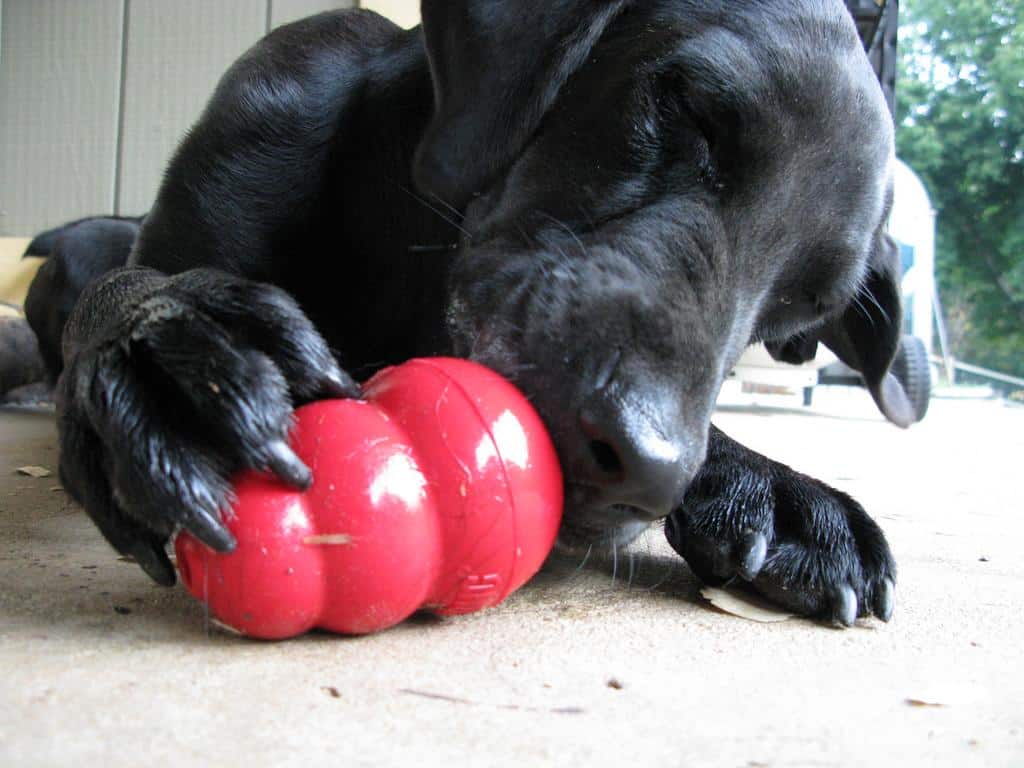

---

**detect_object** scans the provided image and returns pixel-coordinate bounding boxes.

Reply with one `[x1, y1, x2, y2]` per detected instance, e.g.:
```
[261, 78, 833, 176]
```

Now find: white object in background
[889, 158, 936, 354]
[359, 0, 420, 28]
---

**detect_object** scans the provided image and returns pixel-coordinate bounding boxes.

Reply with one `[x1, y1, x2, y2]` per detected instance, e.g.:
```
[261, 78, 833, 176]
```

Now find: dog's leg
[664, 425, 896, 626]
[53, 10, 424, 584]
[56, 267, 359, 584]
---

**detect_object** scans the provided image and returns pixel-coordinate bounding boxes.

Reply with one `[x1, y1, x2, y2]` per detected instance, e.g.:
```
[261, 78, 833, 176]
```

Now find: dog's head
[414, 0, 907, 544]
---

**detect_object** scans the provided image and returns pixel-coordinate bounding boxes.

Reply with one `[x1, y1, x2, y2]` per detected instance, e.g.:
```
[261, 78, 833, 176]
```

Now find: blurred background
[894, 0, 1023, 391]
[0, 0, 1020, 398]
[0, 0, 420, 234]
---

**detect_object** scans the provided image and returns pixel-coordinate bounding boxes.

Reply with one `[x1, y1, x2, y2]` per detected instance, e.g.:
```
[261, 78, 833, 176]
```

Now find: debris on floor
[16, 464, 51, 477]
[700, 586, 794, 623]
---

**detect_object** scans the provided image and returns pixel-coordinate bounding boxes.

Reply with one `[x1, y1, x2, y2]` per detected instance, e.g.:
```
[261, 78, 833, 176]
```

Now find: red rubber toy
[174, 357, 563, 639]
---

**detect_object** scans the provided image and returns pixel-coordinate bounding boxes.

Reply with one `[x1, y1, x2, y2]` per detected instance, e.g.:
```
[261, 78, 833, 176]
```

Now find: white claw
[832, 584, 858, 627]
[737, 531, 767, 580]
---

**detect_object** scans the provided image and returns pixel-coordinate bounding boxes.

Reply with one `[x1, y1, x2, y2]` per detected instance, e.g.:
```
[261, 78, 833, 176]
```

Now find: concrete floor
[1, 388, 1022, 767]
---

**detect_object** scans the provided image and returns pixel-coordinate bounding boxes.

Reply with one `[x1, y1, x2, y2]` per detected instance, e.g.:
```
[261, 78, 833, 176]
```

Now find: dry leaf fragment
[905, 698, 945, 708]
[16, 465, 52, 478]
[700, 587, 794, 623]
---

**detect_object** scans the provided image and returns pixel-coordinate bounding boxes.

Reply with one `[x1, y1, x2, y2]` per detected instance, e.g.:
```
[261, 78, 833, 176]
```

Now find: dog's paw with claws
[664, 427, 896, 627]
[56, 268, 360, 586]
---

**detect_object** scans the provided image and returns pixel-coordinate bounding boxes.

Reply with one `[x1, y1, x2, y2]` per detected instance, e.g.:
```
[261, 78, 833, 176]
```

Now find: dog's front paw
[664, 429, 896, 626]
[57, 269, 359, 585]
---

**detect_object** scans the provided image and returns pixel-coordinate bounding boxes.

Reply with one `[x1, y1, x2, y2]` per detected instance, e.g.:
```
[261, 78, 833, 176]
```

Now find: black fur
[665, 425, 896, 624]
[23, 216, 142, 381]
[22, 215, 141, 258]
[54, 2, 903, 624]
[0, 316, 46, 399]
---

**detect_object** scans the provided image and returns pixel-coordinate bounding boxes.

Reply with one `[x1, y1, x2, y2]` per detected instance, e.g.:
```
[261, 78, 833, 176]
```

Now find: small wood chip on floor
[905, 698, 945, 708]
[16, 465, 52, 478]
[700, 586, 794, 623]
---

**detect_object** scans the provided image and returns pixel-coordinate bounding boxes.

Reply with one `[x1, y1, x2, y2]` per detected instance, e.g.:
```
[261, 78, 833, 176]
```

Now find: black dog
[55, 1, 908, 626]
[23, 216, 142, 382]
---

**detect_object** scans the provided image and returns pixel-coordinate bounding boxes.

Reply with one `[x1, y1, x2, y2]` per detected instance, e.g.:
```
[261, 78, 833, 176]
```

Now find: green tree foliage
[896, 0, 1024, 378]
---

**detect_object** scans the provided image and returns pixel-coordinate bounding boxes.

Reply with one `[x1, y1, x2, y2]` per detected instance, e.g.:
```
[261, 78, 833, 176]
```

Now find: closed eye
[646, 71, 723, 192]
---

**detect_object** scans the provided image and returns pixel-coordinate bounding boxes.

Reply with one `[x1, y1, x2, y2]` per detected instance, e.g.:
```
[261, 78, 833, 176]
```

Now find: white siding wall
[360, 0, 419, 28]
[0, 0, 362, 235]
[0, 0, 124, 234]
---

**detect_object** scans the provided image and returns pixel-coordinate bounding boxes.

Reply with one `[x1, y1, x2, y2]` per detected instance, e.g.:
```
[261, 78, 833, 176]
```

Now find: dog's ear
[414, 0, 627, 208]
[819, 233, 914, 427]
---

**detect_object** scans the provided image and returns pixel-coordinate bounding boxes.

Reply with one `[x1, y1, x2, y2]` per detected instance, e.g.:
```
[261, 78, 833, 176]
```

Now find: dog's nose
[577, 388, 692, 521]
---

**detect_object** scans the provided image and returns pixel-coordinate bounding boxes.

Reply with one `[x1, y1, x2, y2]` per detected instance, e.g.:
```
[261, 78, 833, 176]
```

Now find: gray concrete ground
[1, 387, 1022, 767]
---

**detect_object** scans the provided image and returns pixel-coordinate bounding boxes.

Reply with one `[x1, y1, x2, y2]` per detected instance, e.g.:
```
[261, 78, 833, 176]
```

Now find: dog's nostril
[588, 439, 624, 478]
[577, 396, 692, 522]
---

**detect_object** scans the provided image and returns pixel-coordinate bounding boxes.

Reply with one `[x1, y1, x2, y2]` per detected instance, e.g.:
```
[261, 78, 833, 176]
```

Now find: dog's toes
[668, 450, 896, 628]
[264, 439, 312, 489]
[127, 539, 177, 587]
[872, 578, 895, 622]
[662, 513, 737, 586]
[318, 368, 362, 400]
[185, 505, 237, 553]
[736, 530, 768, 580]
[829, 584, 858, 628]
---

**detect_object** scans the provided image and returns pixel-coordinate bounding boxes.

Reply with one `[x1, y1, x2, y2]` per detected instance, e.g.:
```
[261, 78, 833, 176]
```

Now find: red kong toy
[174, 357, 563, 639]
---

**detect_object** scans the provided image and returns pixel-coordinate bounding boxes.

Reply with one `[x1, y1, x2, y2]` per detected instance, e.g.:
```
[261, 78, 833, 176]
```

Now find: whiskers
[607, 529, 639, 590]
[573, 543, 594, 574]
[391, 179, 473, 240]
[407, 243, 458, 253]
[556, 523, 680, 594]
[423, 188, 466, 223]
[849, 271, 892, 329]
[859, 284, 891, 325]
[536, 210, 588, 258]
[607, 534, 638, 590]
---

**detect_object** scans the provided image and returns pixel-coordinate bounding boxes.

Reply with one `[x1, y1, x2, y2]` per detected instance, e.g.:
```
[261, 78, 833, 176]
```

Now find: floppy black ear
[819, 233, 914, 427]
[414, 0, 628, 208]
